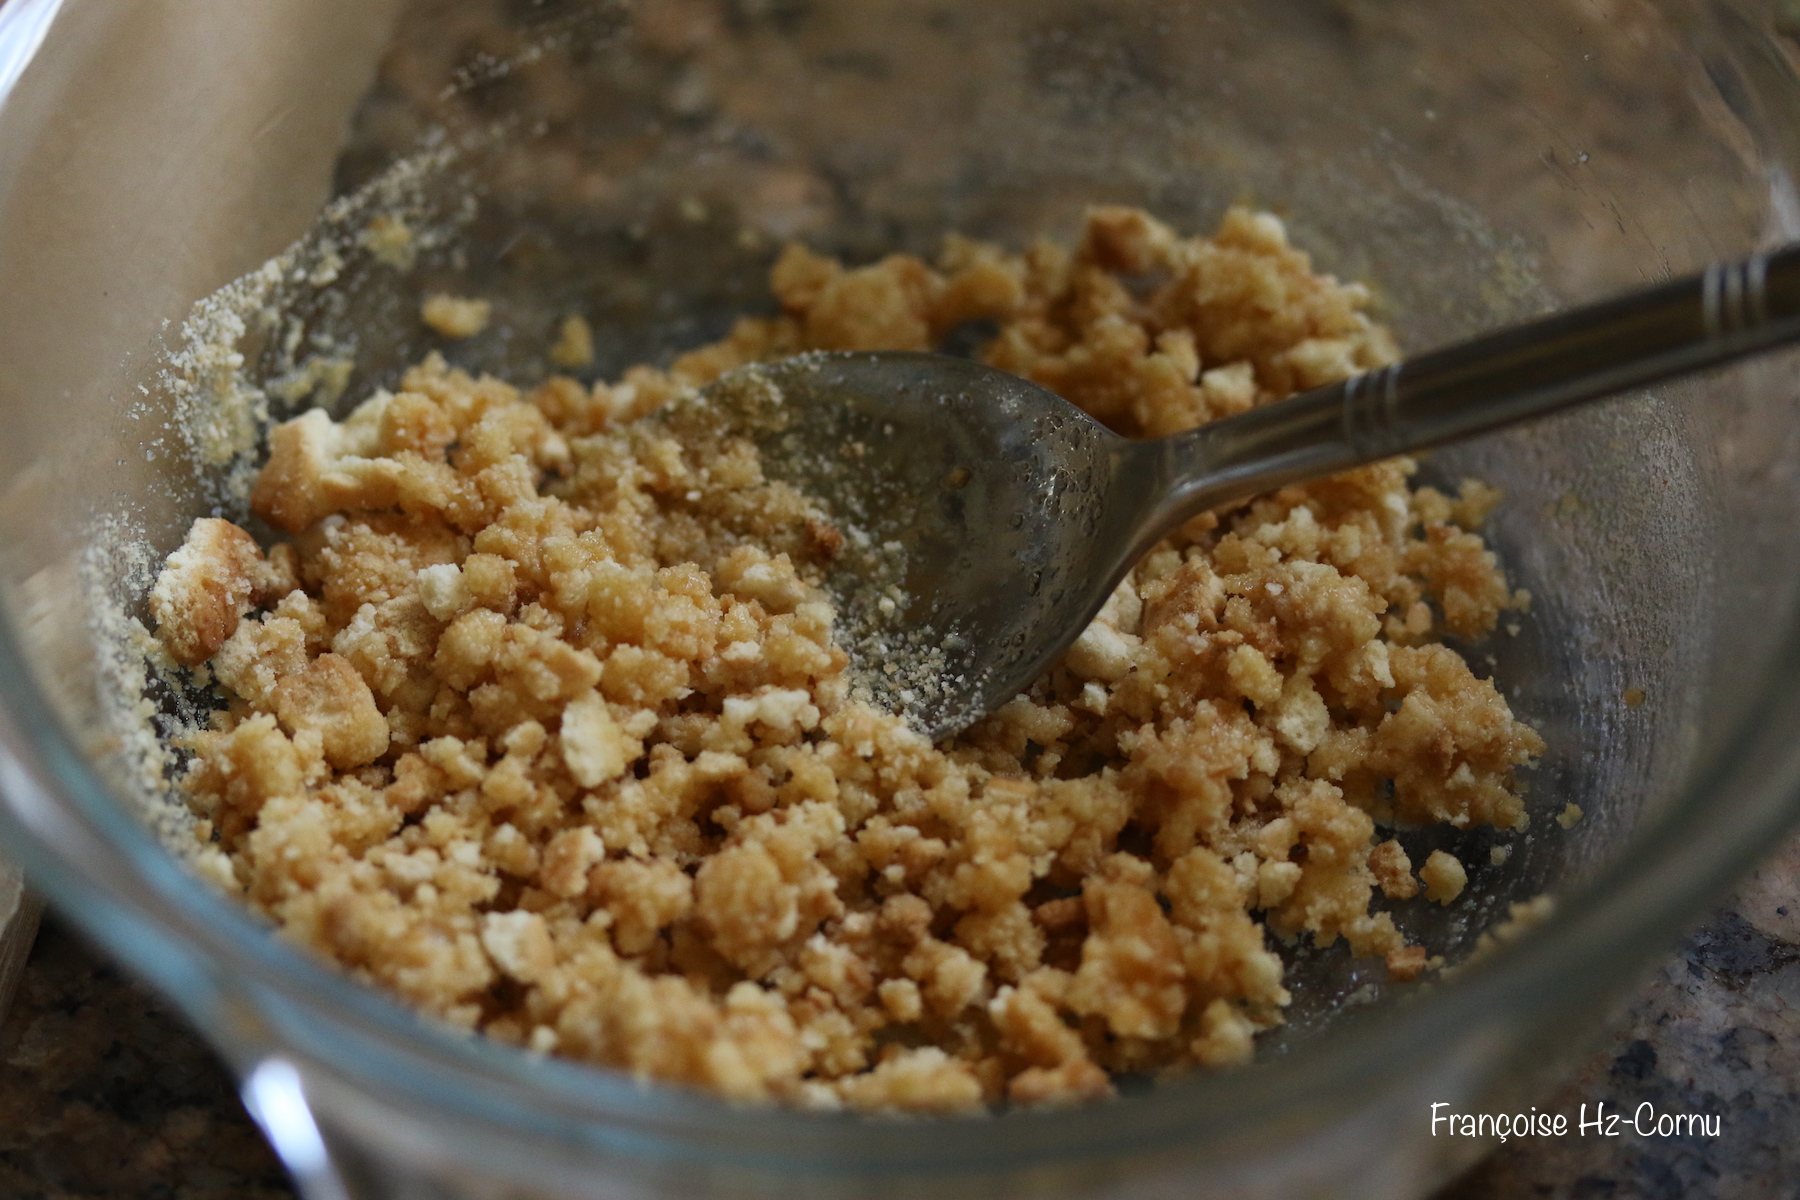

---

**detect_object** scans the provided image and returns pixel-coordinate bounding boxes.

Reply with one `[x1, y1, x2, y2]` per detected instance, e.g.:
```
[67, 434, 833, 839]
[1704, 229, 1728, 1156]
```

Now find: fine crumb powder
[148, 206, 1543, 1113]
[1452, 894, 1558, 976]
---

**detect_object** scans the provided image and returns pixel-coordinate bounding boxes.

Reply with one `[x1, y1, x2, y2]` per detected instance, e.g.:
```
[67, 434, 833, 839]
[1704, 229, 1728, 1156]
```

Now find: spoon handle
[1169, 245, 1800, 512]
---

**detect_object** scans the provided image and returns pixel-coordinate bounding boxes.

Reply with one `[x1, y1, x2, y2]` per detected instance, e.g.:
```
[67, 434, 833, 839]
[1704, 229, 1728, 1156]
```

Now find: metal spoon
[700, 247, 1800, 741]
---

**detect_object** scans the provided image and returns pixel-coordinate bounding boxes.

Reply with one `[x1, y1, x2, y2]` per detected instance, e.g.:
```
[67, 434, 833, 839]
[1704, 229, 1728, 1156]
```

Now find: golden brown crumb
[149, 518, 289, 666]
[154, 206, 1544, 1113]
[1557, 803, 1584, 829]
[1622, 687, 1645, 708]
[360, 214, 416, 269]
[421, 293, 492, 339]
[1419, 850, 1468, 905]
[550, 314, 596, 369]
[1368, 839, 1419, 901]
[271, 653, 390, 770]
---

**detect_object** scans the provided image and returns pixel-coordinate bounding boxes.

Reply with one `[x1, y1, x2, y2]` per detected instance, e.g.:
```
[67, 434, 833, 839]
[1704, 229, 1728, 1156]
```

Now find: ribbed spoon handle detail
[1172, 245, 1800, 513]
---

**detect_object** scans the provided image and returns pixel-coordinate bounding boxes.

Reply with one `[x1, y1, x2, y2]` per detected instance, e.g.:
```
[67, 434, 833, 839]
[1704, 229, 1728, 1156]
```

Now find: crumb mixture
[151, 206, 1542, 1113]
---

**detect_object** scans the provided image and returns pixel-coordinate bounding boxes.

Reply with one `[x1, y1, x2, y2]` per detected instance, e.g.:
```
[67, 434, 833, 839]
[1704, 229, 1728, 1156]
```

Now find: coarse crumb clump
[152, 206, 1542, 1113]
[1419, 850, 1468, 905]
[149, 518, 297, 666]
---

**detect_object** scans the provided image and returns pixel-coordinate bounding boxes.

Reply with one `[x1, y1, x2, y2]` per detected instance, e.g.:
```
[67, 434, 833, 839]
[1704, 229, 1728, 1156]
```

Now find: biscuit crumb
[361, 213, 416, 268]
[550, 314, 595, 368]
[272, 653, 389, 768]
[421, 293, 492, 338]
[1369, 839, 1419, 901]
[1556, 803, 1584, 829]
[149, 518, 284, 666]
[1420, 850, 1468, 905]
[560, 691, 638, 787]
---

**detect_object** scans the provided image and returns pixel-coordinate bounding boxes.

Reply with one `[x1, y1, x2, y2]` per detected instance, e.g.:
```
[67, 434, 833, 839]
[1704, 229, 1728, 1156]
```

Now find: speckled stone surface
[0, 923, 291, 1200]
[1436, 834, 1800, 1200]
[5, 835, 1800, 1198]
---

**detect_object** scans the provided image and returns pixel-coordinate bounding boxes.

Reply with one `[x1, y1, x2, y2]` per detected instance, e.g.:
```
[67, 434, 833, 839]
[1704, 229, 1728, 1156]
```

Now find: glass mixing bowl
[2, 1, 1800, 1196]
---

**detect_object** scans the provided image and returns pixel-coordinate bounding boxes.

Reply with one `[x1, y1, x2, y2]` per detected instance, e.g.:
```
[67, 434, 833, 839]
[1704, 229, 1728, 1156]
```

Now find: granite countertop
[2, 833, 1798, 1198]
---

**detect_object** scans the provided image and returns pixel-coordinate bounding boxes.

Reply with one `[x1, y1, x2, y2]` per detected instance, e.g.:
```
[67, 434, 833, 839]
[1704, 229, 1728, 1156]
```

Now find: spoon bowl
[702, 352, 1159, 740]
